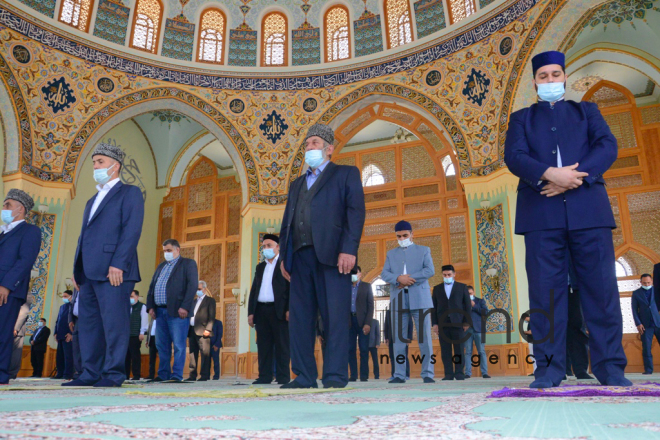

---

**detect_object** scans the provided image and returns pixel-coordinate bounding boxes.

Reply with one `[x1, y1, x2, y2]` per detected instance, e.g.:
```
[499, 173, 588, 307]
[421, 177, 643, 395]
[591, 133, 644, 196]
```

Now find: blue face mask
[93, 163, 116, 185]
[38, 322, 44, 328]
[1, 209, 15, 225]
[642, 285, 652, 291]
[262, 248, 276, 260]
[444, 277, 454, 284]
[197, 290, 205, 297]
[130, 298, 136, 305]
[305, 149, 325, 169]
[537, 82, 565, 103]
[63, 298, 70, 304]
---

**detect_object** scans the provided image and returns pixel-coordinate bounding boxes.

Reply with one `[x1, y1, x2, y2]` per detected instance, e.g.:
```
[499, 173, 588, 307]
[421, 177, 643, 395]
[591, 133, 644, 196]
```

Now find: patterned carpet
[1, 375, 660, 439]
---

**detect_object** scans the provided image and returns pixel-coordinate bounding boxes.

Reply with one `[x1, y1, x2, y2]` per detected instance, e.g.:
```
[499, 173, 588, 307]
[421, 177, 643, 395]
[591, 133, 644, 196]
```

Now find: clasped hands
[540, 163, 589, 197]
[396, 274, 416, 288]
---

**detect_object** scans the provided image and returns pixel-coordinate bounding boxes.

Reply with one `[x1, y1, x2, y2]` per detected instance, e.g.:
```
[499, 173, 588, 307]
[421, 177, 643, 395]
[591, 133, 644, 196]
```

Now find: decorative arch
[261, 11, 288, 67]
[130, 0, 164, 54]
[0, 53, 23, 175]
[197, 7, 227, 64]
[582, 79, 636, 108]
[68, 91, 254, 204]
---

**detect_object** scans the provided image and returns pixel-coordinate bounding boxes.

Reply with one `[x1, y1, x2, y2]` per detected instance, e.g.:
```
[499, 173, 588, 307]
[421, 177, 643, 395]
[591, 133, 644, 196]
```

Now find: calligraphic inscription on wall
[229, 99, 245, 114]
[303, 97, 318, 112]
[40, 77, 77, 114]
[12, 45, 31, 64]
[499, 37, 513, 56]
[105, 138, 147, 201]
[259, 110, 289, 144]
[462, 68, 491, 106]
[425, 70, 442, 87]
[97, 77, 115, 93]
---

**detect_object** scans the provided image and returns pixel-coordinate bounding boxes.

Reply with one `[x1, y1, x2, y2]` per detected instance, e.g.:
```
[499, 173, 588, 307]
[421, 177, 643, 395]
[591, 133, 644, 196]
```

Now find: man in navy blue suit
[505, 51, 630, 388]
[631, 274, 660, 375]
[53, 290, 74, 380]
[65, 143, 144, 387]
[279, 124, 365, 389]
[210, 319, 223, 380]
[0, 189, 42, 385]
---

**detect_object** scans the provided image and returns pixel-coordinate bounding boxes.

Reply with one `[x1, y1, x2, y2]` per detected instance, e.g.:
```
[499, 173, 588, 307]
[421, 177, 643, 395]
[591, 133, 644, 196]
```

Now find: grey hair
[199, 280, 207, 289]
[323, 141, 333, 159]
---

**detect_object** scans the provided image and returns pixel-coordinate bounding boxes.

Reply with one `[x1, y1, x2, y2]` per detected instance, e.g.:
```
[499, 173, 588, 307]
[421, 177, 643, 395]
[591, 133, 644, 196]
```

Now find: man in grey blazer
[381, 221, 436, 384]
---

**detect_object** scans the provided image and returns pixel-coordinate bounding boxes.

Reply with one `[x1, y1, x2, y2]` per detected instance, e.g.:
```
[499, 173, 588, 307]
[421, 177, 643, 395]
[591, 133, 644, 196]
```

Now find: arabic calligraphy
[425, 70, 442, 87]
[462, 68, 491, 106]
[302, 97, 317, 112]
[229, 99, 245, 114]
[259, 110, 289, 144]
[120, 156, 147, 202]
[40, 77, 77, 114]
[97, 77, 115, 93]
[499, 37, 513, 56]
[12, 45, 31, 64]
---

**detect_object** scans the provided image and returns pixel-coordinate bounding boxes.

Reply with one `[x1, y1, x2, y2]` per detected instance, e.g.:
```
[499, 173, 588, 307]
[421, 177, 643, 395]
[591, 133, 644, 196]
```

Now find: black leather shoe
[388, 377, 405, 384]
[423, 377, 435, 383]
[197, 378, 208, 382]
[94, 378, 122, 388]
[348, 378, 357, 382]
[252, 379, 272, 384]
[146, 377, 164, 383]
[442, 377, 454, 381]
[455, 376, 465, 381]
[213, 377, 219, 380]
[50, 376, 63, 380]
[323, 380, 345, 388]
[61, 379, 94, 387]
[280, 380, 317, 389]
[164, 378, 183, 383]
[360, 378, 368, 382]
[482, 374, 491, 379]
[465, 376, 471, 379]
[575, 373, 594, 380]
[184, 377, 196, 382]
[642, 372, 652, 375]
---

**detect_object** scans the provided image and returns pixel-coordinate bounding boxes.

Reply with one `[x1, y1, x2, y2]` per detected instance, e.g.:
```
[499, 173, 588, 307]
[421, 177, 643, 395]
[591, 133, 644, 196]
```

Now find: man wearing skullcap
[0, 189, 42, 385]
[505, 51, 630, 388]
[247, 233, 290, 385]
[279, 124, 365, 388]
[381, 221, 436, 383]
[64, 143, 144, 387]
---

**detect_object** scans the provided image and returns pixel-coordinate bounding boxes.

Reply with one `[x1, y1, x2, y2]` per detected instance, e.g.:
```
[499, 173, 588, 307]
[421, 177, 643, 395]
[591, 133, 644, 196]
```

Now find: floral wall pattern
[25, 212, 56, 336]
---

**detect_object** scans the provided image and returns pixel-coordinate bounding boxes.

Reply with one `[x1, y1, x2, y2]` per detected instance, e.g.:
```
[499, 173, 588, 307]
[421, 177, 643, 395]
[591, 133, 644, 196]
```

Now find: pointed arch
[261, 12, 288, 67]
[582, 80, 636, 109]
[197, 7, 227, 64]
[324, 5, 351, 62]
[130, 0, 164, 54]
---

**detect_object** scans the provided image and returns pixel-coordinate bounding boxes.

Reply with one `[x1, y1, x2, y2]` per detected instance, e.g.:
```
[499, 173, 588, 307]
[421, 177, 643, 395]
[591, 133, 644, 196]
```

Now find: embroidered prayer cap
[92, 142, 125, 165]
[262, 234, 280, 244]
[395, 220, 412, 232]
[304, 124, 335, 146]
[4, 188, 34, 213]
[531, 51, 565, 75]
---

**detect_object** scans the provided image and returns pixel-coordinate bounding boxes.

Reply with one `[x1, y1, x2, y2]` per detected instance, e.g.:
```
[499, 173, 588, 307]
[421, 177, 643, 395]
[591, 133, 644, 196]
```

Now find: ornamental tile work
[414, 0, 447, 39]
[609, 195, 624, 249]
[603, 112, 637, 149]
[475, 204, 513, 333]
[402, 146, 436, 180]
[18, 0, 55, 18]
[357, 241, 379, 277]
[93, 0, 131, 46]
[640, 106, 660, 125]
[627, 190, 660, 258]
[25, 212, 56, 336]
[354, 13, 384, 57]
[292, 27, 321, 66]
[228, 29, 258, 67]
[162, 18, 195, 61]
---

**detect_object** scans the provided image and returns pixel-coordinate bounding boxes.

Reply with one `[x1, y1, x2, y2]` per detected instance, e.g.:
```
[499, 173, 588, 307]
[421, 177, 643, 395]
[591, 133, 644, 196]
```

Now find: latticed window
[385, 0, 413, 49]
[616, 257, 632, 278]
[198, 8, 226, 63]
[362, 164, 385, 187]
[325, 5, 350, 62]
[448, 0, 476, 24]
[58, 0, 93, 32]
[262, 12, 287, 66]
[131, 0, 163, 53]
[442, 155, 456, 176]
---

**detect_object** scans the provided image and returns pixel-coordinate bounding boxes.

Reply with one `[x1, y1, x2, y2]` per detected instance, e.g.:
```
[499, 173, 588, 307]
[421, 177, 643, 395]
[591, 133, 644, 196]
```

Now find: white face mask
[398, 238, 412, 248]
[470, 295, 475, 300]
[93, 163, 116, 185]
[641, 285, 652, 291]
[536, 82, 565, 103]
[351, 274, 359, 283]
[38, 322, 44, 328]
[196, 290, 204, 297]
[443, 277, 454, 284]
[164, 251, 175, 262]
[305, 148, 326, 169]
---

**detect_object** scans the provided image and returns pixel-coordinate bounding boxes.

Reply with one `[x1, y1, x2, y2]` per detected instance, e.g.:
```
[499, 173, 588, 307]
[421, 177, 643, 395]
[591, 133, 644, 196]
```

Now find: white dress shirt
[150, 319, 157, 336]
[444, 281, 454, 299]
[258, 254, 279, 303]
[89, 178, 120, 222]
[1, 219, 25, 234]
[190, 295, 205, 326]
[73, 292, 79, 317]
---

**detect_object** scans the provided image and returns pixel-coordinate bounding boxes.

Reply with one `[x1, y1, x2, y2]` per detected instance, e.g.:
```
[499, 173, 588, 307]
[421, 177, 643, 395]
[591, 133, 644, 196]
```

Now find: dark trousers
[525, 227, 627, 385]
[387, 340, 409, 377]
[440, 326, 465, 379]
[212, 347, 220, 379]
[641, 325, 660, 373]
[55, 339, 74, 379]
[148, 336, 158, 379]
[188, 328, 212, 380]
[0, 297, 23, 383]
[348, 314, 370, 380]
[369, 347, 379, 379]
[31, 350, 46, 377]
[72, 319, 81, 379]
[10, 334, 24, 379]
[125, 336, 142, 379]
[255, 302, 290, 383]
[289, 246, 352, 387]
[78, 279, 135, 385]
[566, 287, 589, 376]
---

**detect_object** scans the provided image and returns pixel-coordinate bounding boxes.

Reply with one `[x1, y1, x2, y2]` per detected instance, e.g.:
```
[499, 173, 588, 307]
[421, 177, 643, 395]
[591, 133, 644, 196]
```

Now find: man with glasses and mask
[505, 51, 630, 388]
[66, 143, 144, 388]
[279, 124, 365, 389]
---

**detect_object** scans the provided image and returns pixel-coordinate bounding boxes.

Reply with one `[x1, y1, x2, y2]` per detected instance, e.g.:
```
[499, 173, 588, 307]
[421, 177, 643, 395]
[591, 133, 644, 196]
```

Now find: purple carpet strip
[488, 382, 660, 398]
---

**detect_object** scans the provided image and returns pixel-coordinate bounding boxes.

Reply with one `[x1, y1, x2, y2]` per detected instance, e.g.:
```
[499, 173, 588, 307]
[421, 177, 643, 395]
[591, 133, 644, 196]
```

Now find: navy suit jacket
[211, 319, 223, 349]
[29, 325, 50, 352]
[54, 302, 72, 340]
[73, 181, 144, 283]
[0, 221, 41, 301]
[146, 257, 198, 318]
[470, 296, 488, 333]
[280, 161, 366, 272]
[504, 100, 617, 234]
[631, 287, 660, 328]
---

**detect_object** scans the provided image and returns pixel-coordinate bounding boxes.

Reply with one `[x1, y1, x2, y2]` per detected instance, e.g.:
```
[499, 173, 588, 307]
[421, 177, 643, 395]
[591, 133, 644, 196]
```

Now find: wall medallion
[97, 77, 115, 93]
[302, 97, 317, 112]
[425, 70, 442, 87]
[462, 68, 491, 106]
[499, 37, 513, 56]
[229, 99, 245, 114]
[40, 77, 77, 114]
[12, 45, 31, 64]
[259, 110, 289, 144]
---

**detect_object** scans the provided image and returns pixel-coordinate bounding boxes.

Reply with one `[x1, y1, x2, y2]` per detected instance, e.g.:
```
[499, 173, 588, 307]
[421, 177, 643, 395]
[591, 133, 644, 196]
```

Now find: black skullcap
[395, 220, 412, 232]
[262, 234, 279, 244]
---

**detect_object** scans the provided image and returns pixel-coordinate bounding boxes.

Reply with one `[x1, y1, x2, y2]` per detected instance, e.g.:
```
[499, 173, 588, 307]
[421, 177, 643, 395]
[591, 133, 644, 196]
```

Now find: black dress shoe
[455, 376, 465, 381]
[93, 378, 122, 388]
[197, 377, 208, 382]
[323, 380, 345, 388]
[252, 379, 272, 384]
[482, 374, 491, 379]
[442, 377, 454, 381]
[164, 378, 183, 383]
[360, 378, 368, 382]
[465, 376, 471, 379]
[528, 373, 535, 376]
[388, 377, 405, 384]
[423, 377, 435, 383]
[213, 377, 219, 380]
[146, 377, 164, 383]
[184, 377, 197, 382]
[51, 376, 63, 380]
[280, 380, 316, 389]
[575, 373, 595, 380]
[348, 378, 357, 382]
[642, 372, 652, 375]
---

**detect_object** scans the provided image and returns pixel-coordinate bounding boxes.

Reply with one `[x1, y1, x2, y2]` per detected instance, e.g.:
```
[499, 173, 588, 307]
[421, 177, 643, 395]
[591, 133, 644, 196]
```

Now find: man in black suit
[348, 266, 373, 382]
[654, 263, 660, 297]
[30, 318, 50, 377]
[632, 274, 660, 374]
[248, 234, 290, 385]
[279, 124, 365, 389]
[210, 319, 223, 380]
[384, 308, 411, 380]
[67, 288, 81, 379]
[125, 290, 148, 380]
[565, 259, 593, 380]
[146, 239, 198, 383]
[432, 264, 471, 380]
[186, 281, 216, 382]
[53, 290, 74, 380]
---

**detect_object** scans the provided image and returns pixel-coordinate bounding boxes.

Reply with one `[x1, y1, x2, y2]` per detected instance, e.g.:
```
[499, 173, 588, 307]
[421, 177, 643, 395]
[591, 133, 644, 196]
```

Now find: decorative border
[25, 212, 56, 335]
[0, 0, 537, 91]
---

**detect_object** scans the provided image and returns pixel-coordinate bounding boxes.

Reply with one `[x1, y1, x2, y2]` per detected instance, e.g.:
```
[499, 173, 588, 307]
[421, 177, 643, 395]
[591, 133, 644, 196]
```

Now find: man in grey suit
[9, 293, 32, 379]
[381, 221, 436, 384]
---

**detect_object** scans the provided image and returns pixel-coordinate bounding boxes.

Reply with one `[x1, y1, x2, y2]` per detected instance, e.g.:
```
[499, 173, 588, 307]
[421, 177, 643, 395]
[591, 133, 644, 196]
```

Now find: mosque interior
[1, 0, 660, 437]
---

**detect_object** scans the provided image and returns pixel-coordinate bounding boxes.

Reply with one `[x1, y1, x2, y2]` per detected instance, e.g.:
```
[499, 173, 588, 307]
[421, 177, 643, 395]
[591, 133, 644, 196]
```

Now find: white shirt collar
[96, 177, 121, 193]
[1, 219, 25, 234]
[265, 253, 280, 266]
